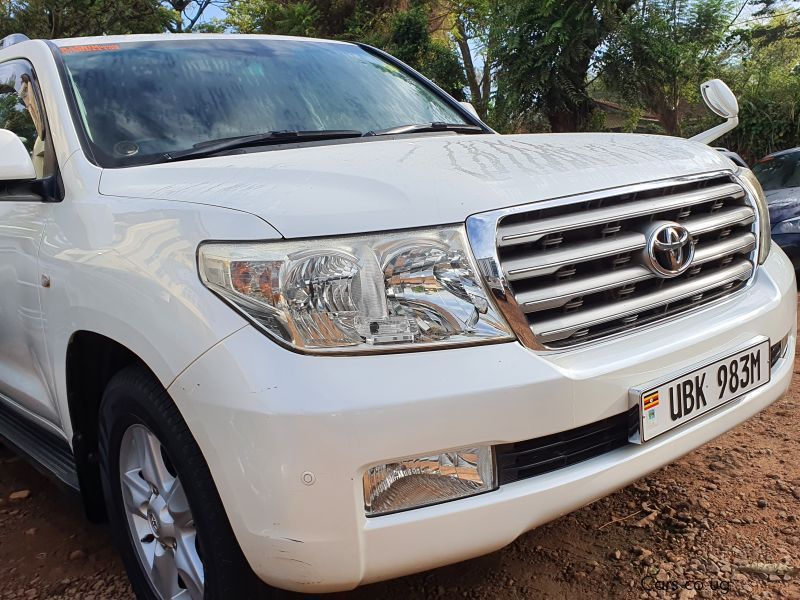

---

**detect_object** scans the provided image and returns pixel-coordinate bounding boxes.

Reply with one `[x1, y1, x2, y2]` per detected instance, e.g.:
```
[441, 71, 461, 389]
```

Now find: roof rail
[1, 34, 31, 49]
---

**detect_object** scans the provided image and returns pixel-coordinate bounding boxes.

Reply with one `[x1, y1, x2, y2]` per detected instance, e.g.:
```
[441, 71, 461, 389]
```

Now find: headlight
[198, 226, 514, 353]
[363, 445, 495, 516]
[772, 216, 800, 236]
[737, 168, 771, 264]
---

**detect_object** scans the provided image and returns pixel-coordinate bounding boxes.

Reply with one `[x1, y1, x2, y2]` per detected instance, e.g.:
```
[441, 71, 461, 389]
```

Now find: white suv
[0, 33, 795, 599]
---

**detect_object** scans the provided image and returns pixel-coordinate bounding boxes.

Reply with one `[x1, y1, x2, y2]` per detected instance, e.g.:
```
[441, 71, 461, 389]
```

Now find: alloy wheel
[119, 424, 204, 600]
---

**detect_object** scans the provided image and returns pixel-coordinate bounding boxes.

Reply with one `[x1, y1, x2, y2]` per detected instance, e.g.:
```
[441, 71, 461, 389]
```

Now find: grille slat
[505, 232, 646, 280]
[497, 183, 744, 247]
[517, 265, 652, 311]
[683, 206, 755, 235]
[492, 175, 758, 348]
[515, 231, 754, 312]
[693, 232, 755, 263]
[533, 259, 753, 344]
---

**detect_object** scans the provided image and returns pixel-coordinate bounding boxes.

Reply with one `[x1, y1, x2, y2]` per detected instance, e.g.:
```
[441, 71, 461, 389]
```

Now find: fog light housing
[770, 332, 790, 367]
[363, 446, 496, 516]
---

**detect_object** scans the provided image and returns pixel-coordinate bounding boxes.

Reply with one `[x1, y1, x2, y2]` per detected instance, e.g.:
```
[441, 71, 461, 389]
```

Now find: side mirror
[701, 79, 739, 119]
[0, 129, 36, 181]
[459, 101, 479, 118]
[690, 80, 740, 145]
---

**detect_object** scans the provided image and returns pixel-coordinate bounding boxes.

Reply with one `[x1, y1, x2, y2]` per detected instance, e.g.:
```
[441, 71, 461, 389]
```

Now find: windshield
[752, 150, 800, 192]
[59, 38, 472, 167]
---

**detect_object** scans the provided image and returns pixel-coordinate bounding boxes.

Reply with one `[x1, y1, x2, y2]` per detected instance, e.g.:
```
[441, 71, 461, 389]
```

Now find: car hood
[99, 133, 735, 238]
[765, 187, 800, 226]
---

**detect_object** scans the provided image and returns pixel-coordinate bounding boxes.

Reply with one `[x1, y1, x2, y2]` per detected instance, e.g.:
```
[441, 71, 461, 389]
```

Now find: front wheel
[98, 365, 271, 599]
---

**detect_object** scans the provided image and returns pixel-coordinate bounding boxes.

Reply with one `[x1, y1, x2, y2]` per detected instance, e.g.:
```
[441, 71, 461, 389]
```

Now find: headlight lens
[363, 445, 495, 516]
[772, 216, 800, 236]
[198, 226, 513, 353]
[737, 168, 771, 264]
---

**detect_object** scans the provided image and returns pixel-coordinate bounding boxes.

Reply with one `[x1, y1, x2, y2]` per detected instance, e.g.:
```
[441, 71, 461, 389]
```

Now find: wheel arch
[65, 331, 158, 522]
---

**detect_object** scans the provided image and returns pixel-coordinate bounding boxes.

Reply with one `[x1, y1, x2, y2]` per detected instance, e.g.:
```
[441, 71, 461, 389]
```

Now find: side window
[0, 61, 51, 179]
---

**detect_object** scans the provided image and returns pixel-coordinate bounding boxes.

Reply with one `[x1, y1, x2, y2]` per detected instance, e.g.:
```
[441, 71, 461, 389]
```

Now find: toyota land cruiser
[0, 32, 795, 599]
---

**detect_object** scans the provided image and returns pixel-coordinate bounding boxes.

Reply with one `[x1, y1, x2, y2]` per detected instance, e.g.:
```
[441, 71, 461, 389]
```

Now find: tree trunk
[479, 29, 496, 119]
[650, 91, 682, 136]
[547, 104, 593, 132]
[658, 108, 682, 137]
[479, 60, 491, 118]
[455, 18, 482, 113]
[545, 53, 594, 132]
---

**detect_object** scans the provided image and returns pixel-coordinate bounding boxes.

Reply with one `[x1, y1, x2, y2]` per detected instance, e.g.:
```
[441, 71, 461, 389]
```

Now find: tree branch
[185, 0, 213, 31]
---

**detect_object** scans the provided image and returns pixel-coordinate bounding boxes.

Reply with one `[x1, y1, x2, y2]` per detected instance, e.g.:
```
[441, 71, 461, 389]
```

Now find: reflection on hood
[766, 187, 800, 227]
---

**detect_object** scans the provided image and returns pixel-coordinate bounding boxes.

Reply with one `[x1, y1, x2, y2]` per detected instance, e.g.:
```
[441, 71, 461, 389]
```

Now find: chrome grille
[467, 173, 758, 349]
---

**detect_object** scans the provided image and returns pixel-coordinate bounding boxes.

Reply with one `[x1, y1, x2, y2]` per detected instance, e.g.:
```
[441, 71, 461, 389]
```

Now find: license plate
[634, 339, 771, 442]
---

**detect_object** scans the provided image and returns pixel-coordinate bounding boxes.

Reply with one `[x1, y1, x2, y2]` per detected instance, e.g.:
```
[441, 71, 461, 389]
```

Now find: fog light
[770, 333, 790, 367]
[363, 446, 496, 516]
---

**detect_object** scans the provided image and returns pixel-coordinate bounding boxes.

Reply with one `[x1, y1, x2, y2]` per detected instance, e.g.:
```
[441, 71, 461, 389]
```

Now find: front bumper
[169, 247, 796, 593]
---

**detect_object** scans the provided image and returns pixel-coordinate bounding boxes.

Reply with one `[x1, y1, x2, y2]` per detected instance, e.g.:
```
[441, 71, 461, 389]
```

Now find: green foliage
[225, 0, 321, 36]
[0, 91, 36, 150]
[718, 9, 800, 162]
[622, 107, 642, 133]
[386, 7, 429, 65]
[586, 108, 607, 132]
[1, 0, 173, 39]
[224, 0, 467, 98]
[492, 0, 635, 133]
[380, 7, 465, 98]
[3, 0, 800, 163]
[737, 0, 800, 46]
[601, 0, 734, 136]
[162, 1, 221, 32]
[0, 1, 221, 38]
[192, 17, 227, 33]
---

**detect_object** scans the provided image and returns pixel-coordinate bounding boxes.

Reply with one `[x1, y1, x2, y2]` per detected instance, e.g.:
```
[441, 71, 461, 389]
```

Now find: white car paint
[0, 194, 54, 421]
[170, 251, 796, 590]
[100, 132, 735, 238]
[0, 33, 796, 593]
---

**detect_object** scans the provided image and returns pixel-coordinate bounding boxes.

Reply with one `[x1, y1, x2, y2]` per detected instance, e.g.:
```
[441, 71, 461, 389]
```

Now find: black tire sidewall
[100, 397, 166, 600]
[97, 366, 267, 600]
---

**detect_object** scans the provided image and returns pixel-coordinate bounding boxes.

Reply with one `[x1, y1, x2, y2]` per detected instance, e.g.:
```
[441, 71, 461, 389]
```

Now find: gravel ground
[2, 326, 799, 599]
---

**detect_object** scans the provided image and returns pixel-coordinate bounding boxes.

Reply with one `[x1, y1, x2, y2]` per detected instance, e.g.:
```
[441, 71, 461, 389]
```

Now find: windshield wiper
[160, 129, 364, 162]
[364, 122, 485, 136]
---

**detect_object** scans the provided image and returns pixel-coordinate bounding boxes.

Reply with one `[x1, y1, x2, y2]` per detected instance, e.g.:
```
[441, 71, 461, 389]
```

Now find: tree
[381, 6, 466, 99]
[224, 0, 321, 36]
[0, 1, 225, 38]
[720, 7, 800, 160]
[450, 0, 493, 118]
[224, 0, 467, 99]
[740, 0, 800, 44]
[1, 0, 172, 38]
[601, 0, 733, 137]
[492, 0, 636, 133]
[162, 1, 227, 32]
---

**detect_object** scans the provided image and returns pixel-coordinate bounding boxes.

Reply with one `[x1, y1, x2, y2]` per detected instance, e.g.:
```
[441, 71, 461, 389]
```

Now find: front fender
[40, 191, 281, 438]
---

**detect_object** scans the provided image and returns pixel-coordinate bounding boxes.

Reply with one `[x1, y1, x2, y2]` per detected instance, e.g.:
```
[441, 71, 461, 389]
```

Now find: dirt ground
[2, 333, 800, 600]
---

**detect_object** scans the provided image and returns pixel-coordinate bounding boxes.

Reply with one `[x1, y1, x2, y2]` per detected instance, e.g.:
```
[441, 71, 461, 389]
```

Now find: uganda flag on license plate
[643, 391, 660, 410]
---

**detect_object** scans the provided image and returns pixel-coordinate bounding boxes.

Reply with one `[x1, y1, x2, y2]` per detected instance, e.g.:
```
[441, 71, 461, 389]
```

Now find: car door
[0, 58, 59, 424]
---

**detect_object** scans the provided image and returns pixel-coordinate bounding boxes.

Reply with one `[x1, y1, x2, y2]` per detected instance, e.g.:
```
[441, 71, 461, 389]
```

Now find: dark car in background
[753, 147, 800, 268]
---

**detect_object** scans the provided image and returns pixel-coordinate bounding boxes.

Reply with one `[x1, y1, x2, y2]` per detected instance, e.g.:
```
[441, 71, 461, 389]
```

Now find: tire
[98, 365, 273, 599]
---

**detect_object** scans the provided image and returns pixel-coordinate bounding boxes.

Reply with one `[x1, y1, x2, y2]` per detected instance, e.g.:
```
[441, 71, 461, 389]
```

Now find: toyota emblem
[645, 222, 695, 277]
